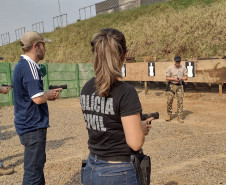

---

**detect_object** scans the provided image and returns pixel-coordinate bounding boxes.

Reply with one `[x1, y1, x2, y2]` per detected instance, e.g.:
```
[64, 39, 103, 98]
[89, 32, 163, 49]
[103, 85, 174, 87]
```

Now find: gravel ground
[0, 87, 226, 185]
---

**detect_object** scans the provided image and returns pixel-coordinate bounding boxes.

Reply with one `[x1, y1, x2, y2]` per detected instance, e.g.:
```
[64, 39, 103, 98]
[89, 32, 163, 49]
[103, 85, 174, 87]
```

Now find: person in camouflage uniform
[165, 56, 188, 123]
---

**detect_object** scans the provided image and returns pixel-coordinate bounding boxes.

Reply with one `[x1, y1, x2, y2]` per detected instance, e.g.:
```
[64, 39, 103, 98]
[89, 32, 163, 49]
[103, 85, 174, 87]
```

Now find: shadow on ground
[64, 171, 81, 185]
[171, 110, 193, 120]
[1, 125, 14, 131]
[1, 130, 17, 140]
[2, 137, 75, 169]
[3, 153, 24, 168]
[165, 181, 178, 185]
[46, 137, 75, 151]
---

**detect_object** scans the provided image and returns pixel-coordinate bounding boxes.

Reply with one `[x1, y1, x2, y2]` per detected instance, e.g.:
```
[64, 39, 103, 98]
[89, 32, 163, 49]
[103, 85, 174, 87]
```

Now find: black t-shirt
[80, 77, 142, 157]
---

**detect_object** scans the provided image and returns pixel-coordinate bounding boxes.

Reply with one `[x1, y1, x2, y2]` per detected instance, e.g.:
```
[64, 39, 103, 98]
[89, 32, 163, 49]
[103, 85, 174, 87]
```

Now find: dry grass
[0, 0, 225, 63]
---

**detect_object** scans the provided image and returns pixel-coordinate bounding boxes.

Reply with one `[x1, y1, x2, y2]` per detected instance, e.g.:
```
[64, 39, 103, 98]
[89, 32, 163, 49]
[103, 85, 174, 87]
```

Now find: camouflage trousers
[166, 84, 184, 117]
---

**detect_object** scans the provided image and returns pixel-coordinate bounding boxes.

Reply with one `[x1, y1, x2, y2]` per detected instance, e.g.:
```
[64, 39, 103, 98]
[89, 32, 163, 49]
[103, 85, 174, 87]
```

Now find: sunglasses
[36, 42, 45, 47]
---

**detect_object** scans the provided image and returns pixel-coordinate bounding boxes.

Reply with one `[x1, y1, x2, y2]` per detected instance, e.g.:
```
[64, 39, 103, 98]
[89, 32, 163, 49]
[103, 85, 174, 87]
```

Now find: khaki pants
[167, 84, 184, 117]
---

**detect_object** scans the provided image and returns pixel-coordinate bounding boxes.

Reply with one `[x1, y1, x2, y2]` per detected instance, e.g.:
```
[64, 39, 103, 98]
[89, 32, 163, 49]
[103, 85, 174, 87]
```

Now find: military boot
[178, 117, 184, 123]
[166, 114, 172, 121]
[0, 164, 14, 176]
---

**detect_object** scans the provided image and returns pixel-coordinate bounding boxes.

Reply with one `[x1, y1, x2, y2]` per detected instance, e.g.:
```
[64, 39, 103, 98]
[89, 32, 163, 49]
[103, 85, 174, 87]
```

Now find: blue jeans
[19, 128, 47, 185]
[81, 153, 141, 185]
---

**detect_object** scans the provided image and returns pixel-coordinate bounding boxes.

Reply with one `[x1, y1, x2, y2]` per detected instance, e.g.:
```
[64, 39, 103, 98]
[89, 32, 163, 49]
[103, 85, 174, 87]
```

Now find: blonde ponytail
[91, 28, 127, 97]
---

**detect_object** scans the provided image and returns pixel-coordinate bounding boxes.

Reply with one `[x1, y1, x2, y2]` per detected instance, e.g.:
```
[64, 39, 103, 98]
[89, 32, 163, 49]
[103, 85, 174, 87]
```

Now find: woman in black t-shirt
[80, 28, 152, 185]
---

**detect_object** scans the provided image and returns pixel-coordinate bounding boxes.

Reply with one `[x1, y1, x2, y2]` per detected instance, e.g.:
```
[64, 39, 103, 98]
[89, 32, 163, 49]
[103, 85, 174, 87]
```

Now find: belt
[169, 83, 182, 86]
[90, 153, 133, 162]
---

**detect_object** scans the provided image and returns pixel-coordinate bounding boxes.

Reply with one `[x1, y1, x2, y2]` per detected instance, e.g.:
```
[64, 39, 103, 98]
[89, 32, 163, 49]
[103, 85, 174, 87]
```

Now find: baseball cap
[0, 57, 4, 60]
[174, 55, 181, 62]
[20, 31, 51, 48]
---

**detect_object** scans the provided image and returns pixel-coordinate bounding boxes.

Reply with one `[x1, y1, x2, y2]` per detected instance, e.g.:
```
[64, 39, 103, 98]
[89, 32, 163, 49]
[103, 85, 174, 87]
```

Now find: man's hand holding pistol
[0, 84, 12, 94]
[47, 84, 67, 100]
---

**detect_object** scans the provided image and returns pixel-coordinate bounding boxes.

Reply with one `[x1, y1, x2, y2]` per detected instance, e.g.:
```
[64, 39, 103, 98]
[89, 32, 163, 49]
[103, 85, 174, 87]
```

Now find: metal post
[65, 14, 68, 25]
[6, 63, 13, 105]
[79, 9, 81, 20]
[84, 8, 86, 20]
[57, 16, 60, 27]
[1, 35, 3, 45]
[57, 0, 63, 27]
[90, 6, 92, 17]
[7, 32, 10, 43]
[219, 83, 223, 96]
[53, 18, 55, 30]
[15, 30, 17, 40]
[144, 81, 148, 95]
[75, 64, 80, 97]
[43, 63, 49, 91]
[42, 21, 44, 33]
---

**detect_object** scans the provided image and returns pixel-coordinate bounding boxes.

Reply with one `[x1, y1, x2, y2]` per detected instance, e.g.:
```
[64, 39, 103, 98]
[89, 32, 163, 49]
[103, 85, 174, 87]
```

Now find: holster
[134, 150, 151, 185]
[81, 160, 87, 184]
[182, 81, 186, 92]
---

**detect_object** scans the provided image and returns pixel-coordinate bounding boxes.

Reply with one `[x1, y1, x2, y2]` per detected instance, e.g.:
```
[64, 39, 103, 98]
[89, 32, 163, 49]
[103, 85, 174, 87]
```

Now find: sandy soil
[0, 86, 226, 185]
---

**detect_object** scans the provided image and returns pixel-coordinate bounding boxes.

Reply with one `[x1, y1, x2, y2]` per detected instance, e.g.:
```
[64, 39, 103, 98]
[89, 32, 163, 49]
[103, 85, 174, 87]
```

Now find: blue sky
[0, 0, 103, 43]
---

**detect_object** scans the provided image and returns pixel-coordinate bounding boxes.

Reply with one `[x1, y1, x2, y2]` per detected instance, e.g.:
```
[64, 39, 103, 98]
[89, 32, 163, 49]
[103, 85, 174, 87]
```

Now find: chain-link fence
[53, 14, 68, 30]
[79, 5, 96, 20]
[1, 32, 10, 46]
[15, 27, 25, 41]
[32, 21, 45, 33]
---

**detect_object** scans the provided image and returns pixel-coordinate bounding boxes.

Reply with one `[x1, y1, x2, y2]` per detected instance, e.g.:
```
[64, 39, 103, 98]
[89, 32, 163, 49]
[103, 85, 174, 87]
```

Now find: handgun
[177, 77, 182, 85]
[141, 112, 159, 121]
[1, 84, 13, 88]
[49, 84, 67, 90]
